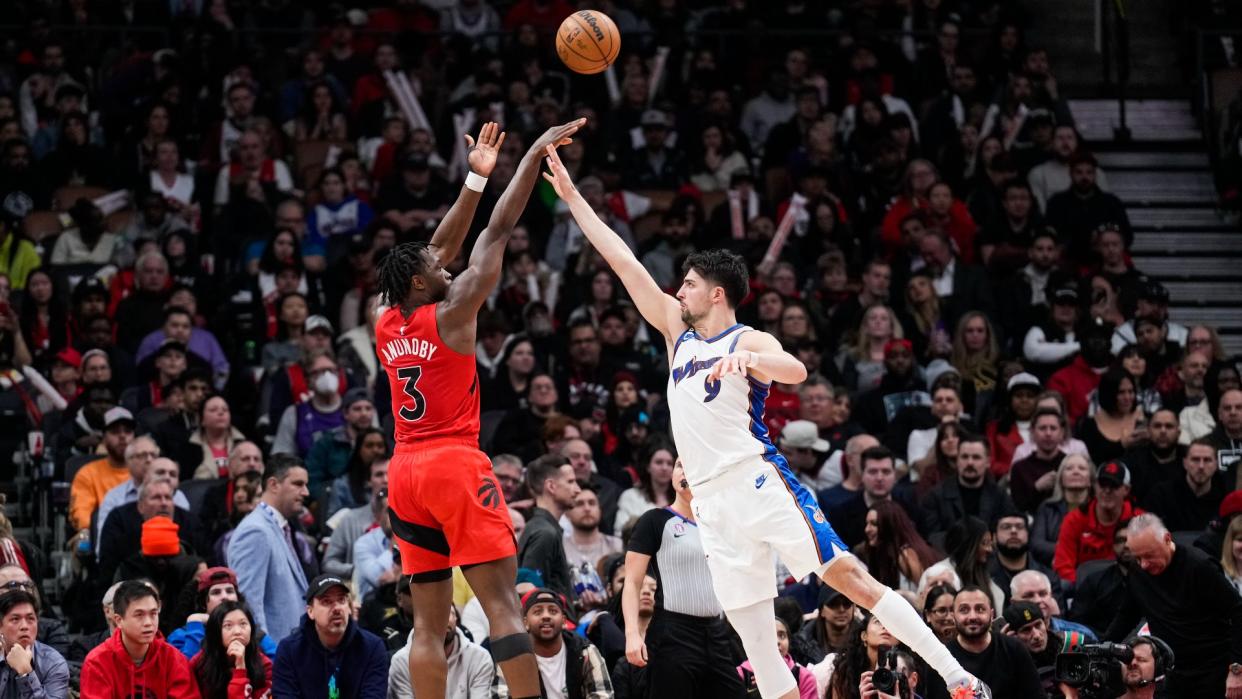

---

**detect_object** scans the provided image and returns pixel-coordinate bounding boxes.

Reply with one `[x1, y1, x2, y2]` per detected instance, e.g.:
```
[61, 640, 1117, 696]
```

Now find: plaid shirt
[491, 631, 613, 699]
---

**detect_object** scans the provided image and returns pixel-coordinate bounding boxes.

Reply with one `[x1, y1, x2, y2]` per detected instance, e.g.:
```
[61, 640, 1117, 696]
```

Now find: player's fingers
[495, 131, 506, 149]
[545, 143, 564, 165]
[464, 134, 475, 148]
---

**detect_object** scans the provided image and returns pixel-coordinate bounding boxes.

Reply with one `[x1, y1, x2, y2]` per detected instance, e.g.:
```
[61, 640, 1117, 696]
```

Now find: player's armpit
[735, 330, 808, 385]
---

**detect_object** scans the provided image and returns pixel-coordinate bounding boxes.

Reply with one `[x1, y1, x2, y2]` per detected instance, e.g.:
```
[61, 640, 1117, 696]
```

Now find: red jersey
[376, 304, 481, 444]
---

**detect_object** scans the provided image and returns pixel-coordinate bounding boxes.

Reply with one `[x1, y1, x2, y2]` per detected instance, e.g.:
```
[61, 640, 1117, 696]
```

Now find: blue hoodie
[168, 620, 278, 659]
[271, 615, 388, 699]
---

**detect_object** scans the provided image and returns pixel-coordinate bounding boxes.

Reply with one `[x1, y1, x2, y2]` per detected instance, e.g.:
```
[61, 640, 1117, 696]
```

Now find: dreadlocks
[377, 241, 430, 307]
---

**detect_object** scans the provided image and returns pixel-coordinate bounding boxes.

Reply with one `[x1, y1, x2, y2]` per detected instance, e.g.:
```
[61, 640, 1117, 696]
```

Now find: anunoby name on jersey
[380, 336, 439, 364]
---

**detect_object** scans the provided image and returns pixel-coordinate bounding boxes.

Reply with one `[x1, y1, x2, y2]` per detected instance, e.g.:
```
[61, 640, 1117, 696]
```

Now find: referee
[623, 459, 745, 697]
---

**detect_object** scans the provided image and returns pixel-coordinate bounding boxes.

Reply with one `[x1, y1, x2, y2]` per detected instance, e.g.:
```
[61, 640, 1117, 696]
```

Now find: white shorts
[690, 454, 851, 611]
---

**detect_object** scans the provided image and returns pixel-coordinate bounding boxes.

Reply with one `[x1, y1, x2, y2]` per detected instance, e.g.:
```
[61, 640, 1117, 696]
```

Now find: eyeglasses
[1, 580, 34, 591]
[929, 606, 953, 617]
[131, 451, 159, 460]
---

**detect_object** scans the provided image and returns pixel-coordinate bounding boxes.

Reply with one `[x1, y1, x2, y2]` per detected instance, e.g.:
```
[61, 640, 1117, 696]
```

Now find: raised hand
[227, 639, 247, 669]
[531, 118, 587, 154]
[542, 144, 577, 199]
[465, 122, 505, 178]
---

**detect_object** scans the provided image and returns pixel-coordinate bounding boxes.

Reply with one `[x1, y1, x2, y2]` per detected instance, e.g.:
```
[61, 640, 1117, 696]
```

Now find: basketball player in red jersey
[374, 118, 584, 699]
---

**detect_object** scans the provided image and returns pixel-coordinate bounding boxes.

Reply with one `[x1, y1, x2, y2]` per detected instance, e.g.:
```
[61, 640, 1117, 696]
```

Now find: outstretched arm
[706, 329, 807, 385]
[427, 121, 505, 267]
[440, 120, 585, 323]
[543, 145, 684, 344]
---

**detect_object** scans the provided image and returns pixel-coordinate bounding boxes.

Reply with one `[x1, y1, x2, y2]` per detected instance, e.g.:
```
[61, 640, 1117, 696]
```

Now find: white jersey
[667, 323, 777, 487]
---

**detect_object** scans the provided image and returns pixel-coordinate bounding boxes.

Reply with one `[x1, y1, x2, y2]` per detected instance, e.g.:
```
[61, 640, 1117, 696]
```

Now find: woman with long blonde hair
[951, 311, 999, 395]
[840, 304, 904, 392]
[1031, 453, 1095, 565]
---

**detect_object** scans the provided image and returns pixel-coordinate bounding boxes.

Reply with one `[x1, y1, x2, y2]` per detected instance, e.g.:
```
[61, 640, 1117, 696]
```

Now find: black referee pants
[645, 610, 746, 699]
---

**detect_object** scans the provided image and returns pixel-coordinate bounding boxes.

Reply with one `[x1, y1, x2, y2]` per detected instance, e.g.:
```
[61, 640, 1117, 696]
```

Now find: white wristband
[465, 171, 488, 192]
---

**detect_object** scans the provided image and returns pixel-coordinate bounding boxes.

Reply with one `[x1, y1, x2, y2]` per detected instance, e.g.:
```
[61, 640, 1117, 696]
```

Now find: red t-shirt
[376, 304, 480, 444]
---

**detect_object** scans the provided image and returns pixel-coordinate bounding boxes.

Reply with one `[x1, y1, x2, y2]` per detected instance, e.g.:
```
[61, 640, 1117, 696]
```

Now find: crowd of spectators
[0, 0, 1239, 697]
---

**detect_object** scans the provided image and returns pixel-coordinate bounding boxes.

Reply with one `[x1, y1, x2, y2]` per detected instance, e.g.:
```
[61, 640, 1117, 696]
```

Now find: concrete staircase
[1069, 98, 1242, 355]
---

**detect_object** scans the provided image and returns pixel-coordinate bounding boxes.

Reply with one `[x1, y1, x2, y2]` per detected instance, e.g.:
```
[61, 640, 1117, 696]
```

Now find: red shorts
[387, 439, 516, 577]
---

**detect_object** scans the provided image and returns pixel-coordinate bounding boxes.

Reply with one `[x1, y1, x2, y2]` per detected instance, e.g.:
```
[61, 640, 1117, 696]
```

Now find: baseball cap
[781, 420, 830, 453]
[521, 587, 567, 615]
[1097, 460, 1131, 488]
[1220, 490, 1242, 520]
[1050, 286, 1079, 305]
[1002, 601, 1043, 631]
[72, 276, 109, 303]
[883, 338, 914, 357]
[817, 584, 846, 609]
[305, 574, 351, 603]
[1007, 372, 1041, 393]
[104, 406, 135, 429]
[640, 109, 669, 128]
[305, 315, 335, 335]
[197, 566, 238, 592]
[343, 387, 372, 410]
[1137, 279, 1170, 304]
[54, 347, 82, 369]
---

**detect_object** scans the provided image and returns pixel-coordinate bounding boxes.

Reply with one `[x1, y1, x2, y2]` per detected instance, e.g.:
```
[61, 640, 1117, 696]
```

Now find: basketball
[555, 10, 621, 75]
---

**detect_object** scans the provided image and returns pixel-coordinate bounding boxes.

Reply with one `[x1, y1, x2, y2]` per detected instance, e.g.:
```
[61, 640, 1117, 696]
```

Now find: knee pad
[726, 602, 797, 698]
[489, 632, 533, 662]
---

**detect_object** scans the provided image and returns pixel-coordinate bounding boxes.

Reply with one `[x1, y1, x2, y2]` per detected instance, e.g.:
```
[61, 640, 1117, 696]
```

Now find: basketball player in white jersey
[542, 147, 988, 699]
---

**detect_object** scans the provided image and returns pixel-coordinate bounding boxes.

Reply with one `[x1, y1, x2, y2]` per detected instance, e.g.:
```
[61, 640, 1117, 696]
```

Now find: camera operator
[859, 648, 921, 699]
[1056, 636, 1172, 699]
[1105, 513, 1242, 697]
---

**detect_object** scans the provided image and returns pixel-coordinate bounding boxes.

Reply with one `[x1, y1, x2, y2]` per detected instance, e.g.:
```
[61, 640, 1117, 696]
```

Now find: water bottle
[571, 561, 603, 598]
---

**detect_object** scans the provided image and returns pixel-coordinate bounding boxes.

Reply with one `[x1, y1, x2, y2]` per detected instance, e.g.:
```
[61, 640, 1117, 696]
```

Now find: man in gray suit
[227, 453, 311, 643]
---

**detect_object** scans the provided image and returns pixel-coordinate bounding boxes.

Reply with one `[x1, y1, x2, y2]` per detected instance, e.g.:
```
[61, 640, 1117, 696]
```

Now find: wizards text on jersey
[671, 355, 721, 386]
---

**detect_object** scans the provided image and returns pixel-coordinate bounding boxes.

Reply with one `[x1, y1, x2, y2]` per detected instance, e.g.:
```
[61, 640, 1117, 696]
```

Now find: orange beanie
[141, 516, 181, 557]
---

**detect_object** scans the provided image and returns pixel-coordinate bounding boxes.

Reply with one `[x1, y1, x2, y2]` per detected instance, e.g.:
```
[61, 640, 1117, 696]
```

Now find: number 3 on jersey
[396, 366, 427, 421]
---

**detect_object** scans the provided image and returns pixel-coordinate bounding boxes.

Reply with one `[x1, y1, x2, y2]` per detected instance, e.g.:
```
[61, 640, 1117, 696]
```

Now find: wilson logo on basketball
[478, 479, 501, 509]
[579, 11, 605, 41]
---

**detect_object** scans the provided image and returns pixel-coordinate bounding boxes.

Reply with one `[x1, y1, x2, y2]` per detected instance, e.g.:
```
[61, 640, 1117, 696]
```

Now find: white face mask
[314, 371, 339, 395]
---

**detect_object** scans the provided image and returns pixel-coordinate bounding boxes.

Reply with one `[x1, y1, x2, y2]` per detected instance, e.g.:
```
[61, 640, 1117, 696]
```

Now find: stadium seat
[21, 210, 62, 243]
[51, 186, 108, 212]
[62, 454, 97, 485]
[179, 478, 223, 514]
[478, 409, 507, 455]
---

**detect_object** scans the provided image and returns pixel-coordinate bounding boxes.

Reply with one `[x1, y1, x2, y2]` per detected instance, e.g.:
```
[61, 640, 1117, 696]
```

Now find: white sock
[725, 600, 798, 698]
[871, 589, 970, 687]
